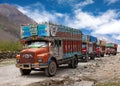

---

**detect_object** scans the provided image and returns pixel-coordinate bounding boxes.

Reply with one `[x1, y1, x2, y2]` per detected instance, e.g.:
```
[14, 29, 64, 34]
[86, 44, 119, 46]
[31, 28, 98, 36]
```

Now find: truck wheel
[69, 57, 78, 68]
[90, 56, 95, 60]
[83, 54, 89, 62]
[101, 54, 104, 57]
[20, 69, 31, 75]
[45, 60, 57, 77]
[84, 56, 89, 62]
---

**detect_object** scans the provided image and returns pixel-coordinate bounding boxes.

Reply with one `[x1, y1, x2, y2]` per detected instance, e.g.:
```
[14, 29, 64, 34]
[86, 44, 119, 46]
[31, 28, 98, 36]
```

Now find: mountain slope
[0, 4, 35, 41]
[0, 4, 34, 25]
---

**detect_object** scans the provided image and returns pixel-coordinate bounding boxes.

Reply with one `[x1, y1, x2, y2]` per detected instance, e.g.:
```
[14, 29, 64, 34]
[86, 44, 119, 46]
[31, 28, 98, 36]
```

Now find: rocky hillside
[0, 4, 35, 41]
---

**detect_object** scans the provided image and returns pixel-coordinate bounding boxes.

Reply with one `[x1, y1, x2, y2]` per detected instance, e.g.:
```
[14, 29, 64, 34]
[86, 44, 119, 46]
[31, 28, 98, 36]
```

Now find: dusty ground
[0, 54, 120, 86]
[0, 58, 15, 67]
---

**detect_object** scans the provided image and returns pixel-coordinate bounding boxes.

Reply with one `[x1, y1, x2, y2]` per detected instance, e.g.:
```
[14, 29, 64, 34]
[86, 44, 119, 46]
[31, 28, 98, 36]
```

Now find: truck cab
[105, 43, 117, 56]
[95, 40, 106, 57]
[105, 47, 115, 55]
[81, 43, 89, 61]
[82, 43, 87, 54]
[81, 35, 96, 62]
[95, 46, 104, 57]
[16, 37, 55, 76]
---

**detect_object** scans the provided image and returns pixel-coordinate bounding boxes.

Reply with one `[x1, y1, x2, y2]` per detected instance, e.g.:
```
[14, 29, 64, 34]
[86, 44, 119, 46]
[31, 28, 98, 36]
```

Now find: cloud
[49, 0, 94, 8]
[17, 3, 68, 23]
[66, 9, 120, 37]
[94, 20, 120, 34]
[75, 0, 94, 9]
[104, 0, 119, 5]
[17, 6, 55, 23]
[112, 34, 120, 40]
[67, 9, 119, 29]
[57, 0, 75, 4]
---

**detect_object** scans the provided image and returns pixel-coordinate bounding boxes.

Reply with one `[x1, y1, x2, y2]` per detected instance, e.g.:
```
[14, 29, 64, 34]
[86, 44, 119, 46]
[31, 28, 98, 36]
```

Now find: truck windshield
[82, 44, 86, 48]
[28, 42, 48, 48]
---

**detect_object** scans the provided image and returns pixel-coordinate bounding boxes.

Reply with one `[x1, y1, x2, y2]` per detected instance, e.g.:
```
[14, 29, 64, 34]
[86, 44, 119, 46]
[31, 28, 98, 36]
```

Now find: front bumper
[16, 63, 48, 69]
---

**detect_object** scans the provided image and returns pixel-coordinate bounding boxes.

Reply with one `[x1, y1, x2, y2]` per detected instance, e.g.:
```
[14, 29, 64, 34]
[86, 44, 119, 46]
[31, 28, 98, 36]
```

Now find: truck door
[88, 43, 93, 54]
[53, 40, 63, 60]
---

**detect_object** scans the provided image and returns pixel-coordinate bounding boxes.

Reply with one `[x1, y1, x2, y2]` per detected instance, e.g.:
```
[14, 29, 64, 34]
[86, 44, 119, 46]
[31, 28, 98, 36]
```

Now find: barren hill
[0, 4, 35, 41]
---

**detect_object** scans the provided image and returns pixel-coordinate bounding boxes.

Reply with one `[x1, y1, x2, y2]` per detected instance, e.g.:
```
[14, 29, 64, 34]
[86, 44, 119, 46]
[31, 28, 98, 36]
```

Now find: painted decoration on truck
[62, 40, 82, 58]
[49, 24, 58, 36]
[21, 25, 31, 38]
[21, 22, 82, 39]
[106, 43, 115, 47]
[38, 24, 49, 36]
[82, 35, 88, 41]
[21, 23, 49, 38]
[48, 22, 82, 38]
[30, 24, 38, 36]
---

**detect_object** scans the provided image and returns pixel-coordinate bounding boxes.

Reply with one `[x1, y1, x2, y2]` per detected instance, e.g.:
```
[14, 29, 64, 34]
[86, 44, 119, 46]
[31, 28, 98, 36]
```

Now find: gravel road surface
[0, 54, 120, 86]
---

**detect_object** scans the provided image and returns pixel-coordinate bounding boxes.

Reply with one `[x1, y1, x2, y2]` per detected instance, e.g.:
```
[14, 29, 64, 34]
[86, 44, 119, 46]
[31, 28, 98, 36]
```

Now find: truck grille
[20, 52, 35, 63]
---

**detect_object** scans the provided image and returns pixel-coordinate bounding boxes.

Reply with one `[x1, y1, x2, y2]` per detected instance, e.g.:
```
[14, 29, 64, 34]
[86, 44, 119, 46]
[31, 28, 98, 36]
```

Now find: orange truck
[16, 22, 82, 76]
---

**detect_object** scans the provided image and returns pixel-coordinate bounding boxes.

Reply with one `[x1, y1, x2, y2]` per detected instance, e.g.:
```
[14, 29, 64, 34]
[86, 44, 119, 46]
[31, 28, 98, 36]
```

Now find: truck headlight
[38, 58, 43, 63]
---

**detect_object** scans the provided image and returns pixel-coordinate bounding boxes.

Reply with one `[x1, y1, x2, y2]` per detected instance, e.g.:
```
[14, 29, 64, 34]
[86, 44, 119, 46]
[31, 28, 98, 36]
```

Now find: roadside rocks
[27, 75, 95, 86]
[0, 51, 18, 61]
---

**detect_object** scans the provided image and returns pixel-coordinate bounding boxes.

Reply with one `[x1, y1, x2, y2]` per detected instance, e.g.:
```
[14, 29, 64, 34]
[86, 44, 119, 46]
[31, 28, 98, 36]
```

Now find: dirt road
[0, 54, 120, 86]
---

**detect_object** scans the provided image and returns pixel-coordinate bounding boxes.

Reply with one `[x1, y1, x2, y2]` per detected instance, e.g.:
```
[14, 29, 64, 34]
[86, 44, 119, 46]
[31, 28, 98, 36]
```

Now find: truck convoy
[16, 22, 82, 76]
[82, 35, 97, 61]
[105, 43, 118, 55]
[16, 22, 118, 76]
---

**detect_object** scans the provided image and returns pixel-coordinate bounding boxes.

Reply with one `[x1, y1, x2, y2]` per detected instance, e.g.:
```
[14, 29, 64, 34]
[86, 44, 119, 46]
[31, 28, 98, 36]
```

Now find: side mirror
[49, 42, 55, 47]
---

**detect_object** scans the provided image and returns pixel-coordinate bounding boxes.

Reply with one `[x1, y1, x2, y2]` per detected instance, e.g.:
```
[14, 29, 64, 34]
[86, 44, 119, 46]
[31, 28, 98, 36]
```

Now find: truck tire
[101, 54, 104, 57]
[90, 56, 95, 60]
[69, 56, 78, 68]
[98, 53, 101, 58]
[20, 69, 31, 75]
[45, 60, 57, 77]
[84, 56, 89, 62]
[83, 53, 89, 62]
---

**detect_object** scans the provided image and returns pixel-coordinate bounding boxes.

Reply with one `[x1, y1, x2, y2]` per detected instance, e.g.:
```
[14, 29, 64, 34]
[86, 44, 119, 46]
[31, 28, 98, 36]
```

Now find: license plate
[22, 64, 31, 69]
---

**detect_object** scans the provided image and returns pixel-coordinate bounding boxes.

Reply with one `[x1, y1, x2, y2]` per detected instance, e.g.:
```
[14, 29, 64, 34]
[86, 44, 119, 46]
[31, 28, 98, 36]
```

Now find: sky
[0, 0, 120, 51]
